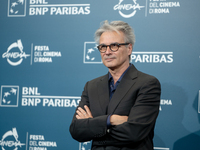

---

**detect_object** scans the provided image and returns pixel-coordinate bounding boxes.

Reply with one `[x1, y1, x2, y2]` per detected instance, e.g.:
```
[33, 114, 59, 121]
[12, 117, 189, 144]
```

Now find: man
[69, 20, 161, 150]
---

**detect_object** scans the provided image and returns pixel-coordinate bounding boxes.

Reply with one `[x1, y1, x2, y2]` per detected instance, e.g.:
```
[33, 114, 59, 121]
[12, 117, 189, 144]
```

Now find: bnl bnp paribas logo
[8, 0, 26, 17]
[2, 39, 30, 66]
[8, 0, 90, 17]
[1, 85, 80, 108]
[83, 42, 173, 64]
[0, 128, 25, 150]
[0, 85, 19, 107]
[113, 0, 145, 18]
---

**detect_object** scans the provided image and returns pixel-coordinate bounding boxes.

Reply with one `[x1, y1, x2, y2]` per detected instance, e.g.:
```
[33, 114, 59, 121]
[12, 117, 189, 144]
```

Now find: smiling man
[70, 20, 161, 150]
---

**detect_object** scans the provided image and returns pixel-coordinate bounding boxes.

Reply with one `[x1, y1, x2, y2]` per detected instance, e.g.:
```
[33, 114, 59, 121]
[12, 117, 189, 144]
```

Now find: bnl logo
[0, 85, 19, 107]
[83, 42, 102, 64]
[8, 0, 26, 17]
[79, 141, 91, 150]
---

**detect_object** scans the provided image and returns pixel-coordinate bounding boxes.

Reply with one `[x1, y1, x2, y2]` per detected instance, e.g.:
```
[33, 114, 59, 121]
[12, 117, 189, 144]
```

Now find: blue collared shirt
[107, 64, 131, 128]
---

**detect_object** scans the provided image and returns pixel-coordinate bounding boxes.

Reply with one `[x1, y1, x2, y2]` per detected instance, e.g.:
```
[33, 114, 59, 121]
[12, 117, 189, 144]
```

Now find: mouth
[104, 57, 115, 62]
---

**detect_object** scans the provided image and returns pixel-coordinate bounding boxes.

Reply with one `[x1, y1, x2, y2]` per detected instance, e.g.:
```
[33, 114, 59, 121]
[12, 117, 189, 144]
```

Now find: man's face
[99, 31, 132, 70]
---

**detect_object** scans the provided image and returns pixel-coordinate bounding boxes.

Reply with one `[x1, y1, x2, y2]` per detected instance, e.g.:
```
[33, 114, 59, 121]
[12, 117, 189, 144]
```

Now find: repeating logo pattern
[8, 0, 26, 17]
[83, 43, 174, 64]
[79, 141, 91, 150]
[0, 85, 19, 107]
[131, 52, 173, 63]
[83, 42, 102, 64]
[0, 128, 25, 150]
[8, 0, 90, 17]
[2, 39, 30, 66]
[114, 0, 145, 18]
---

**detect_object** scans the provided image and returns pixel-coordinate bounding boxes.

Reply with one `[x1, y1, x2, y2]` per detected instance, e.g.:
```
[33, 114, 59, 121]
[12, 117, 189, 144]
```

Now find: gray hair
[95, 20, 135, 47]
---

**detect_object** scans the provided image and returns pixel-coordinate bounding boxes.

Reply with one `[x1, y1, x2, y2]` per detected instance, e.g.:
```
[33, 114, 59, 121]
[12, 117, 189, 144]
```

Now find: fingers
[76, 105, 93, 119]
[78, 107, 87, 115]
[84, 105, 93, 118]
[76, 107, 86, 118]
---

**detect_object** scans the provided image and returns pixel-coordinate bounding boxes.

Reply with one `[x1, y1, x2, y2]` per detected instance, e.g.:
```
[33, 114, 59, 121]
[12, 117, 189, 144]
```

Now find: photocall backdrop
[0, 0, 200, 150]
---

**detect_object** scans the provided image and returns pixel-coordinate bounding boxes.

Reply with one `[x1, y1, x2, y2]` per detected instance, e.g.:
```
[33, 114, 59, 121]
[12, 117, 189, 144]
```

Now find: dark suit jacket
[69, 64, 161, 150]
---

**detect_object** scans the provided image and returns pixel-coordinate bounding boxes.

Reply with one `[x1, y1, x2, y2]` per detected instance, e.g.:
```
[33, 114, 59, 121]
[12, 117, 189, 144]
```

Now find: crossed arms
[76, 105, 128, 126]
[69, 76, 161, 146]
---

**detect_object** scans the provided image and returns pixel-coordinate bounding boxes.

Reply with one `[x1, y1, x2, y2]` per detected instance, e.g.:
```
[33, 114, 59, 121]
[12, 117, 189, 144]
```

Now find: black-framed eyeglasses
[97, 43, 130, 53]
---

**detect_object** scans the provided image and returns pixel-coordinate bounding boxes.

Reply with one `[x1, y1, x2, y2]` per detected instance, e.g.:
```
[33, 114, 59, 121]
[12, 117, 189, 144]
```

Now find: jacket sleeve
[93, 77, 161, 146]
[69, 81, 109, 142]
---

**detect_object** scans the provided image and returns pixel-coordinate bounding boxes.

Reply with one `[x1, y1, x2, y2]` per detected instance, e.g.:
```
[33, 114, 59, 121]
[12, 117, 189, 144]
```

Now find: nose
[105, 46, 112, 54]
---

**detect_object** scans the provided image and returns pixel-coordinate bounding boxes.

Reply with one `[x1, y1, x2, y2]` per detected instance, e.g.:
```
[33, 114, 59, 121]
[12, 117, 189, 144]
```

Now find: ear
[127, 43, 133, 55]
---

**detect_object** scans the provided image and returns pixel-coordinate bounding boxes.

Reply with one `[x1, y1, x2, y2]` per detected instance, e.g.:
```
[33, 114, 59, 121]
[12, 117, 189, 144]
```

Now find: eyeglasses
[97, 43, 130, 53]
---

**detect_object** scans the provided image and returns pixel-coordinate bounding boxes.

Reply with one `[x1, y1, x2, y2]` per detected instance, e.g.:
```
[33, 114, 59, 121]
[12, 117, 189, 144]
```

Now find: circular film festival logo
[114, 0, 145, 18]
[0, 128, 25, 150]
[2, 39, 30, 66]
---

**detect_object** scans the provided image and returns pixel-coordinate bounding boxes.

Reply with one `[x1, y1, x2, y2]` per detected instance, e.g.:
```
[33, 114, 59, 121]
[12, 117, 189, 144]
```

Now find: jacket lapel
[107, 65, 138, 114]
[97, 74, 110, 114]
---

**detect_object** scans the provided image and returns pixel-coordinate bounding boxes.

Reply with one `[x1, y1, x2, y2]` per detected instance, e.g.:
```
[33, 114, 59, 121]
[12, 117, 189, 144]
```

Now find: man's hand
[76, 105, 93, 119]
[110, 115, 128, 125]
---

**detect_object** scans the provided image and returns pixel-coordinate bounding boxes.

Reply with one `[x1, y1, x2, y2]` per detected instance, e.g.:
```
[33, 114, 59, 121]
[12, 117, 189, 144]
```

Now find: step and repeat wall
[0, 0, 200, 150]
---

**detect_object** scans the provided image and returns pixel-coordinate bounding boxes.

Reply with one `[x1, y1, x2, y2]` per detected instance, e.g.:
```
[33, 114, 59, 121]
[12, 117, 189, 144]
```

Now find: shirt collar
[108, 63, 131, 82]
